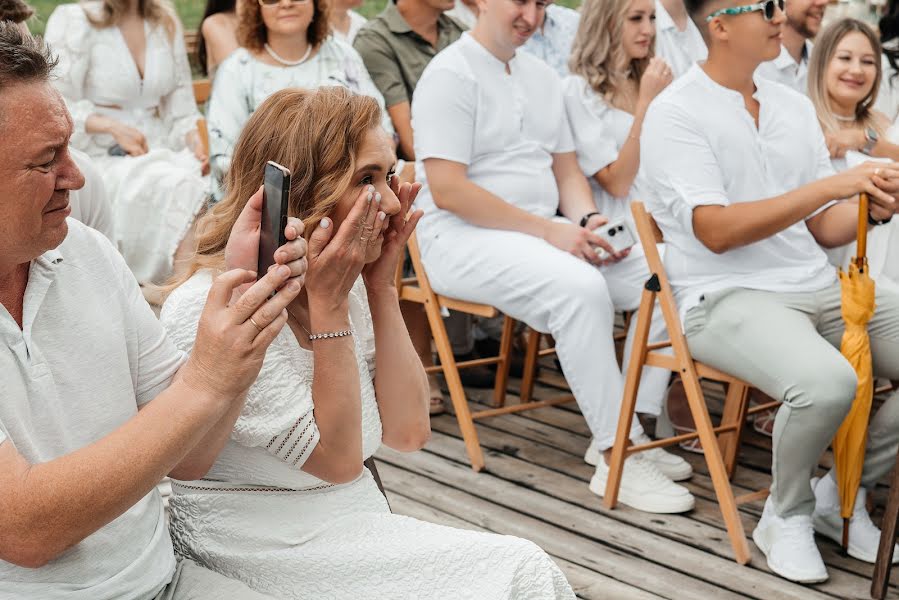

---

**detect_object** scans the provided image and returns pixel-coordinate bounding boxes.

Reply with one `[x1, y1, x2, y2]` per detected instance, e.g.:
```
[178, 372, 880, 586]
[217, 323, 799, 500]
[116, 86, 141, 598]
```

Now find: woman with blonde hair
[160, 86, 575, 599]
[206, 0, 391, 202]
[44, 0, 209, 285]
[562, 0, 692, 467]
[808, 18, 899, 290]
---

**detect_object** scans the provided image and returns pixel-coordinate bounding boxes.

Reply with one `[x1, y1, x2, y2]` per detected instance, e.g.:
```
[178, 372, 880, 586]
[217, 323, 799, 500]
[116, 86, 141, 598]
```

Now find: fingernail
[267, 264, 275, 272]
[320, 218, 330, 229]
[367, 192, 373, 202]
[289, 226, 298, 237]
[378, 211, 387, 221]
[374, 193, 382, 203]
[278, 265, 290, 277]
[368, 185, 375, 193]
[287, 280, 301, 291]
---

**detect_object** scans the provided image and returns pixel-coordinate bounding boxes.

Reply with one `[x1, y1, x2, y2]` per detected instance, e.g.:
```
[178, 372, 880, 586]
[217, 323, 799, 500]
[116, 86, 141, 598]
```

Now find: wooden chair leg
[491, 316, 515, 408]
[520, 328, 542, 404]
[718, 382, 749, 480]
[872, 449, 899, 599]
[605, 288, 655, 509]
[682, 372, 751, 564]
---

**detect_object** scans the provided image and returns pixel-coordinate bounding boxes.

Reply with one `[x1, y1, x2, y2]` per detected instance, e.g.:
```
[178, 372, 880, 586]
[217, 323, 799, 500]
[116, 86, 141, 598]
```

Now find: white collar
[773, 39, 813, 69]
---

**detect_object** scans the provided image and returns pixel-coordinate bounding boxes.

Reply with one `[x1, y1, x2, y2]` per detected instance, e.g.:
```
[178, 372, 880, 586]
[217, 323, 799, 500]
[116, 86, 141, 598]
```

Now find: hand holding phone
[593, 219, 636, 261]
[258, 161, 291, 277]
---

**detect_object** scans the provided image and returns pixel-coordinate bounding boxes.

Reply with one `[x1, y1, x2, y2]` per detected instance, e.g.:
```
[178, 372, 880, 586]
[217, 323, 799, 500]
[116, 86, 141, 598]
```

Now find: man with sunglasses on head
[754, 0, 828, 92]
[642, 0, 899, 583]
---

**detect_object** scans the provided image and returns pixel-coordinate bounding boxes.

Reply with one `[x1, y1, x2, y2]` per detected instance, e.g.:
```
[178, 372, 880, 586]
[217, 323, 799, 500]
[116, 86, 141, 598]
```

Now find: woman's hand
[825, 128, 866, 159]
[362, 177, 424, 293]
[637, 58, 673, 112]
[109, 121, 149, 156]
[305, 185, 383, 312]
[828, 161, 899, 209]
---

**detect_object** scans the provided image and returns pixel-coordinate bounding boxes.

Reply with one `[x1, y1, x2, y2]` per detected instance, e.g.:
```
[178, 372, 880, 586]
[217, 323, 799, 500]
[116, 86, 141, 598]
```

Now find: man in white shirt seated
[655, 0, 707, 78]
[754, 0, 827, 92]
[520, 1, 580, 78]
[643, 0, 899, 583]
[411, 0, 695, 514]
[0, 25, 308, 599]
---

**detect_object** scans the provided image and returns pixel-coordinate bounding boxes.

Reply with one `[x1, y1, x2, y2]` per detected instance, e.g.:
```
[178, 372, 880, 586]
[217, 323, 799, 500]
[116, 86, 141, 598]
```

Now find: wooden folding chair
[400, 232, 575, 471]
[603, 202, 779, 565]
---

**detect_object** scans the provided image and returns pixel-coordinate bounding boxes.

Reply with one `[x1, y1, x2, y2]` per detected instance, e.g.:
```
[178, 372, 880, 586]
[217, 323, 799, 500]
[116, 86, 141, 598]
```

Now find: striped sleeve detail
[265, 413, 320, 468]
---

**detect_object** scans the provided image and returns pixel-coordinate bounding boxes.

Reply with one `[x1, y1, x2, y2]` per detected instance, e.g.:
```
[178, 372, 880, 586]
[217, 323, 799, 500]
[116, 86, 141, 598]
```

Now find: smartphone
[258, 161, 291, 278]
[593, 219, 637, 260]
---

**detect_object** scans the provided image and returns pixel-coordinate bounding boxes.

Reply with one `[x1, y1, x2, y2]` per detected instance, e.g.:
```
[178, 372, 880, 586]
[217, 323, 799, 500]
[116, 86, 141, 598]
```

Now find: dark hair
[0, 20, 56, 89]
[683, 0, 709, 20]
[197, 0, 235, 76]
[882, 0, 899, 82]
[0, 0, 33, 23]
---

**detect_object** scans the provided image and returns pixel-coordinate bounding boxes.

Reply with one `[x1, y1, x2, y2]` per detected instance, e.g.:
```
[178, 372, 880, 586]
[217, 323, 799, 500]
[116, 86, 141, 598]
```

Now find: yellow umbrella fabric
[833, 192, 877, 549]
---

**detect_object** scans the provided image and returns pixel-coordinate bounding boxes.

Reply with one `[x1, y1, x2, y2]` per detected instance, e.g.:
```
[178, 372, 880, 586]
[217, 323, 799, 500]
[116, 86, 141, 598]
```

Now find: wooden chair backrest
[193, 79, 212, 105]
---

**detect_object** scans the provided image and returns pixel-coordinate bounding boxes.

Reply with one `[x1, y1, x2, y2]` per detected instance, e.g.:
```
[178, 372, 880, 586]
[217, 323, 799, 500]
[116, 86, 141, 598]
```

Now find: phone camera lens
[608, 228, 616, 236]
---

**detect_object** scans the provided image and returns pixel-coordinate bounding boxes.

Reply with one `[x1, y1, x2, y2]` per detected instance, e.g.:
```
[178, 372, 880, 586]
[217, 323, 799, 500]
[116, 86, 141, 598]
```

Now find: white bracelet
[308, 329, 354, 341]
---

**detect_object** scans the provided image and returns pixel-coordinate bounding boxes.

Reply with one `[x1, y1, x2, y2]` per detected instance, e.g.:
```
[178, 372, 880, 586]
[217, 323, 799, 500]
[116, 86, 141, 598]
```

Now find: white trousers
[420, 224, 669, 449]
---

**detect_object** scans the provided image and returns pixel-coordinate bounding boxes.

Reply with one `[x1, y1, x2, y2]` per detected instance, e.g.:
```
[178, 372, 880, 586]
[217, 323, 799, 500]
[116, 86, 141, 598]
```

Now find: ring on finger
[249, 317, 264, 333]
[875, 168, 882, 177]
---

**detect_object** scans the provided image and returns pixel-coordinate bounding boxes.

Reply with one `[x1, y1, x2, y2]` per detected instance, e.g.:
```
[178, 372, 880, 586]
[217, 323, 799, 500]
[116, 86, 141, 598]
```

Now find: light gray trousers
[684, 282, 899, 518]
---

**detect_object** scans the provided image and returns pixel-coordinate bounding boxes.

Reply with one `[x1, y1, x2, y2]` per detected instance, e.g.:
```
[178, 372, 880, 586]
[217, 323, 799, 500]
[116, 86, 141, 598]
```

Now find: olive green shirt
[353, 2, 466, 109]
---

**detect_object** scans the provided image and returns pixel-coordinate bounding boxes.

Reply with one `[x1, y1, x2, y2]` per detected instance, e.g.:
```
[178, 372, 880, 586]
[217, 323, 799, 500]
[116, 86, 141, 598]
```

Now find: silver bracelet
[308, 329, 354, 341]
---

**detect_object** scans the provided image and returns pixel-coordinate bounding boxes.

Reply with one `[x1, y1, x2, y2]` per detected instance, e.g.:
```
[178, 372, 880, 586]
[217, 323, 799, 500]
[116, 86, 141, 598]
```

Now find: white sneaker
[811, 474, 899, 564]
[584, 435, 693, 482]
[590, 453, 695, 514]
[752, 497, 828, 583]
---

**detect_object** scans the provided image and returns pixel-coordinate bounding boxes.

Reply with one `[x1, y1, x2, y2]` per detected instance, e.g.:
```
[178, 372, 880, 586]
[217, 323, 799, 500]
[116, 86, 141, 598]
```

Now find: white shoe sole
[585, 444, 693, 482]
[589, 473, 695, 514]
[752, 527, 829, 584]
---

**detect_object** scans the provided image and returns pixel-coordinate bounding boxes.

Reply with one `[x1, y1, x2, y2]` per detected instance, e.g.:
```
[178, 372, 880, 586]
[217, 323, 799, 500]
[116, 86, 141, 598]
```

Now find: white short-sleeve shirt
[0, 220, 185, 599]
[412, 33, 575, 241]
[562, 75, 651, 225]
[755, 41, 813, 94]
[653, 1, 707, 79]
[641, 65, 837, 321]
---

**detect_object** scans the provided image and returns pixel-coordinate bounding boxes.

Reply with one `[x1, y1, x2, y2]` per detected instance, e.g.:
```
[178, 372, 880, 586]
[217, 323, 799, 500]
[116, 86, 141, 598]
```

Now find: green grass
[29, 0, 580, 36]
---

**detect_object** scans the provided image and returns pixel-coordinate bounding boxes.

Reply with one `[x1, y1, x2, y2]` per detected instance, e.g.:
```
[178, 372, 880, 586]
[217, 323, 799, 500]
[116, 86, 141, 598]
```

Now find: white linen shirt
[412, 33, 575, 242]
[0, 220, 185, 599]
[653, 0, 707, 79]
[521, 4, 580, 78]
[562, 74, 649, 225]
[641, 65, 837, 322]
[755, 41, 813, 94]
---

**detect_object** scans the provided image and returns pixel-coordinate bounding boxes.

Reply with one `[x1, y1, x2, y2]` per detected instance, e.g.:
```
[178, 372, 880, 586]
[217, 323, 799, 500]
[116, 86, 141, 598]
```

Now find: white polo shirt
[755, 41, 814, 94]
[562, 74, 650, 225]
[0, 220, 185, 599]
[641, 65, 837, 321]
[412, 33, 575, 243]
[654, 1, 707, 79]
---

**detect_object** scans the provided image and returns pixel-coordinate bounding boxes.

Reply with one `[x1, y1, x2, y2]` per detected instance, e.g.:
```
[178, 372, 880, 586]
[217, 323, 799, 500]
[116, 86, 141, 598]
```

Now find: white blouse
[562, 75, 649, 226]
[207, 39, 394, 200]
[44, 2, 200, 157]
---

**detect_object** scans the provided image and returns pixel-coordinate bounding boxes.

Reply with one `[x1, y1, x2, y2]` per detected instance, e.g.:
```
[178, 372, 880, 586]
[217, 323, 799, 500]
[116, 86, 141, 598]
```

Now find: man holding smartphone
[411, 0, 694, 514]
[642, 0, 899, 582]
[0, 25, 307, 599]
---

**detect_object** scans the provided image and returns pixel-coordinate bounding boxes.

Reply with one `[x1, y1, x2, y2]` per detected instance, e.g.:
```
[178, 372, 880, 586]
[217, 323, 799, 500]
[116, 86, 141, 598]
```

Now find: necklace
[833, 112, 857, 123]
[264, 43, 312, 67]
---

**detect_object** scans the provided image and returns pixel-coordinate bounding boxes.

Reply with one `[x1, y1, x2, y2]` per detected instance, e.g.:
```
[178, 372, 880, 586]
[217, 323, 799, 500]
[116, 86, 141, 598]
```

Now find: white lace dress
[44, 3, 207, 284]
[207, 40, 395, 201]
[160, 272, 575, 600]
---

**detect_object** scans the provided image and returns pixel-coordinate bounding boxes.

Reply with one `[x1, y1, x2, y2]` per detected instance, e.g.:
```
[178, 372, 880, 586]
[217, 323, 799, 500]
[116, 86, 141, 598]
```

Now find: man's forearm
[0, 378, 230, 567]
[431, 176, 550, 238]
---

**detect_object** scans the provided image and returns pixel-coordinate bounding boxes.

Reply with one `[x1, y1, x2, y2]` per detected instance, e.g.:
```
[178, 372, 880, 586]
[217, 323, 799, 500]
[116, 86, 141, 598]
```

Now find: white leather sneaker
[590, 453, 695, 514]
[584, 435, 693, 482]
[753, 497, 828, 583]
[812, 474, 899, 564]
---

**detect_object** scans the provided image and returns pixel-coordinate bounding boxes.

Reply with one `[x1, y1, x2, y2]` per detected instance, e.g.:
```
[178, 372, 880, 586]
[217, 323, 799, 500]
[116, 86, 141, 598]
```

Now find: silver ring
[249, 317, 264, 333]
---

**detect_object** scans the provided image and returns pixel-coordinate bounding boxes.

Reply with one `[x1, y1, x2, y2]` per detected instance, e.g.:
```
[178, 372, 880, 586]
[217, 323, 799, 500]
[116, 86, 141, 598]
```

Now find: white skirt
[167, 469, 575, 600]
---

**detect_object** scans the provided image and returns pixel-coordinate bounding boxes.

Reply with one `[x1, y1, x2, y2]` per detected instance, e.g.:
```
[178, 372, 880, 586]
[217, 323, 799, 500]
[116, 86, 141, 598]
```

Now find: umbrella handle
[857, 192, 869, 269]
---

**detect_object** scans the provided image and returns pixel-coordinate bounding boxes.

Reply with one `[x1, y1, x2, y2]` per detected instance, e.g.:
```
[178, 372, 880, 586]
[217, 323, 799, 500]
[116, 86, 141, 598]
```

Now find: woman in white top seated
[207, 0, 392, 201]
[44, 0, 209, 285]
[161, 86, 575, 599]
[808, 19, 899, 292]
[329, 0, 366, 43]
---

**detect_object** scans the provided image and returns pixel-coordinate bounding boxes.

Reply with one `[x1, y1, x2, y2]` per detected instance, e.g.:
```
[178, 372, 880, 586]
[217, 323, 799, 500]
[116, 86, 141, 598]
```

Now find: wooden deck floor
[375, 365, 899, 600]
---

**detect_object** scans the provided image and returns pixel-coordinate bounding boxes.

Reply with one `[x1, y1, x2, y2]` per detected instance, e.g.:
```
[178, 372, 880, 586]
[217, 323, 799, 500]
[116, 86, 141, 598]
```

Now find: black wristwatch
[868, 210, 893, 226]
[579, 211, 601, 228]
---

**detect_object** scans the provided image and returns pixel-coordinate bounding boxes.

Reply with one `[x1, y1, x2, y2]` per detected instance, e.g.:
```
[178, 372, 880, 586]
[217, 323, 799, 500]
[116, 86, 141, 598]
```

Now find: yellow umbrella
[833, 192, 877, 550]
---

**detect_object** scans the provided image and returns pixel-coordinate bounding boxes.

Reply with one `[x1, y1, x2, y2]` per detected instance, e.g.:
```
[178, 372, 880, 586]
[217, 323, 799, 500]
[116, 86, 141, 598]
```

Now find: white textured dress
[44, 3, 207, 284]
[160, 273, 575, 600]
[207, 40, 394, 201]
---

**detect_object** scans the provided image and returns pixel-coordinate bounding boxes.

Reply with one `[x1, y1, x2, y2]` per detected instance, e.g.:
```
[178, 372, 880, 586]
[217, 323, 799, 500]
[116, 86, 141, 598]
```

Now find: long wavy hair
[808, 19, 887, 137]
[237, 0, 330, 53]
[166, 86, 381, 292]
[80, 0, 177, 39]
[569, 0, 652, 110]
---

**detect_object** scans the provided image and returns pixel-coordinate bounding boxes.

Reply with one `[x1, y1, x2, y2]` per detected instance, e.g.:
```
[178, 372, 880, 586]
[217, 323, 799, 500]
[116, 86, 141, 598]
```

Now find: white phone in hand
[593, 219, 637, 260]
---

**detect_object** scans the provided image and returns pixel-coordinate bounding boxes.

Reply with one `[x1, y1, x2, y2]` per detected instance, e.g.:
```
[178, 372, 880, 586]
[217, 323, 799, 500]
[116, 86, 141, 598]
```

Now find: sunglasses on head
[706, 0, 785, 22]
